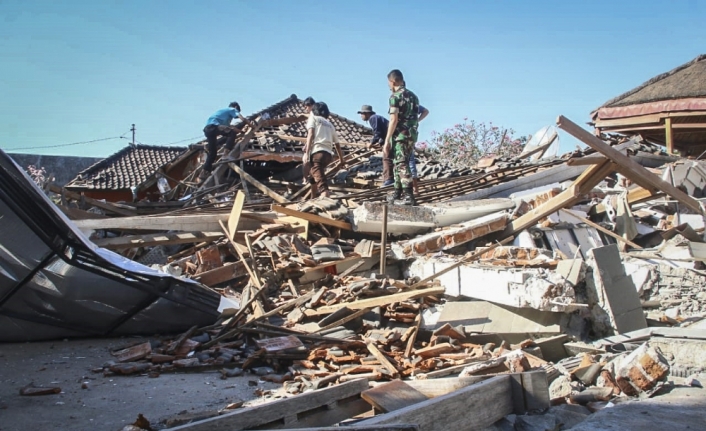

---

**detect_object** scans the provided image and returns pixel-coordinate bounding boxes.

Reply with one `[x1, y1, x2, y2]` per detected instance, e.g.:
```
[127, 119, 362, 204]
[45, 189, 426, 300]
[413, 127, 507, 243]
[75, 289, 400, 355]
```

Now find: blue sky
[1, 0, 704, 157]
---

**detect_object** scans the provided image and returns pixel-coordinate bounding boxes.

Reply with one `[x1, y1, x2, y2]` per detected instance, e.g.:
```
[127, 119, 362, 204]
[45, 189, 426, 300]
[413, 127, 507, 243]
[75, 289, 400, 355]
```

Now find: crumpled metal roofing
[0, 150, 220, 342]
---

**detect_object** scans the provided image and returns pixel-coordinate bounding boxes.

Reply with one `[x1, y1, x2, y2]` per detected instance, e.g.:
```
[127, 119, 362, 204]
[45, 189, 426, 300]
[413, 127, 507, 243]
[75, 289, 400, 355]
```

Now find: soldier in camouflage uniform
[384, 69, 420, 205]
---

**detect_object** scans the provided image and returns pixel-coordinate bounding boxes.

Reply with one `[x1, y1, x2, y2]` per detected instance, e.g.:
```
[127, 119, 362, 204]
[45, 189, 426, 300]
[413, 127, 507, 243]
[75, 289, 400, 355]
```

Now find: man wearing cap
[358, 105, 394, 187]
[201, 102, 255, 176]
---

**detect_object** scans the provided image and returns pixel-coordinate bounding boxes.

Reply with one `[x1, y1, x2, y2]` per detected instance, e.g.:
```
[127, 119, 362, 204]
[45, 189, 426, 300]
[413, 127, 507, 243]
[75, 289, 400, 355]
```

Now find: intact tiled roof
[244, 94, 373, 153]
[66, 144, 188, 190]
[596, 54, 706, 110]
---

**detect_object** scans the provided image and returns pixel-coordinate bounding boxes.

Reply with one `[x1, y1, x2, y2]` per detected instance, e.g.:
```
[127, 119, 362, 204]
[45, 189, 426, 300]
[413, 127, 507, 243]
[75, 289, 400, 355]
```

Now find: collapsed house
[5, 78, 706, 429]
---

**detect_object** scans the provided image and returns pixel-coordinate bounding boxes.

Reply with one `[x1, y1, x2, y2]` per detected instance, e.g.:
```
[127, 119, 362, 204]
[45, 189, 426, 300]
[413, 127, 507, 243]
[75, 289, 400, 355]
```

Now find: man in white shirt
[304, 102, 346, 198]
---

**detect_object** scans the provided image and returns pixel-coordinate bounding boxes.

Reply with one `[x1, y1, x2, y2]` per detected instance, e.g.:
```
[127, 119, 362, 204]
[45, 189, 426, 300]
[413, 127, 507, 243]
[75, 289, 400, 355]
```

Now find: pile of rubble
[4, 113, 706, 431]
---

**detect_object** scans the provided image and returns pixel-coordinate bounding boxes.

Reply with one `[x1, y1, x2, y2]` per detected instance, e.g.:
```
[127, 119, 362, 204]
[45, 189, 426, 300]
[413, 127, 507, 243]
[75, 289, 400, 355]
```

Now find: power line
[157, 135, 204, 146]
[4, 135, 127, 152]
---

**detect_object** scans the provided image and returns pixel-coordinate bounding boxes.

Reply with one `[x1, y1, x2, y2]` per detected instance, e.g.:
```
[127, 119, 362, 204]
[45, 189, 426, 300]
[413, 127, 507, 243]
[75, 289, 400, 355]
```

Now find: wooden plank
[227, 191, 246, 240]
[73, 213, 230, 231]
[502, 160, 615, 236]
[92, 230, 223, 250]
[315, 307, 371, 333]
[520, 370, 550, 411]
[559, 209, 642, 249]
[405, 376, 488, 398]
[357, 375, 513, 431]
[49, 184, 136, 216]
[367, 343, 400, 378]
[304, 286, 445, 317]
[361, 380, 428, 413]
[229, 162, 290, 204]
[593, 113, 663, 128]
[194, 261, 248, 286]
[404, 310, 422, 358]
[272, 205, 352, 230]
[169, 379, 369, 431]
[558, 115, 704, 214]
[219, 220, 261, 289]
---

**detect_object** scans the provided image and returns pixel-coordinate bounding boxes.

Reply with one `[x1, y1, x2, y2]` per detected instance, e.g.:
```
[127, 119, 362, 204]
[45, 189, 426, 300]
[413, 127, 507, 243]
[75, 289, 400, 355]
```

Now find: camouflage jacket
[388, 86, 420, 142]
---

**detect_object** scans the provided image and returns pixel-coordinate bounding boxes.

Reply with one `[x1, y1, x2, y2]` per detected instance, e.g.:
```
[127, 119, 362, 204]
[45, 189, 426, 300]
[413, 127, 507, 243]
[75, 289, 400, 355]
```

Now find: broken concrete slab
[352, 202, 437, 235]
[351, 199, 514, 235]
[407, 258, 580, 311]
[587, 244, 648, 335]
[436, 301, 565, 340]
[391, 212, 508, 259]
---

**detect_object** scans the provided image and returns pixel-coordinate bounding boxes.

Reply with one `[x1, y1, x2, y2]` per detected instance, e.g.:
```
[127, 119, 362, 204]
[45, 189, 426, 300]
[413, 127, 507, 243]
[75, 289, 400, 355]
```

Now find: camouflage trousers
[392, 138, 414, 189]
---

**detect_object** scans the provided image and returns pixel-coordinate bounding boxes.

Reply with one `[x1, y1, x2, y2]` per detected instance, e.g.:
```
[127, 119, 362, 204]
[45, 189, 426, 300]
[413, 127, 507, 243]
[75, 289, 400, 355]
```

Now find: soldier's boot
[387, 187, 402, 205]
[397, 187, 416, 206]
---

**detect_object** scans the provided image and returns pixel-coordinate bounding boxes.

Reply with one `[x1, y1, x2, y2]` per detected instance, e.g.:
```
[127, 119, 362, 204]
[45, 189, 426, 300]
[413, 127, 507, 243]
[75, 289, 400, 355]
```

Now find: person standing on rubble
[358, 105, 395, 187]
[200, 102, 255, 179]
[384, 70, 420, 206]
[304, 102, 346, 198]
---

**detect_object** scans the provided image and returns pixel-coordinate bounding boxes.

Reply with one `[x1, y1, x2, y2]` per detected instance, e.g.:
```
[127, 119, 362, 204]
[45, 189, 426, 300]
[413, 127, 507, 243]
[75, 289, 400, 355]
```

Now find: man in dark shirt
[358, 105, 394, 186]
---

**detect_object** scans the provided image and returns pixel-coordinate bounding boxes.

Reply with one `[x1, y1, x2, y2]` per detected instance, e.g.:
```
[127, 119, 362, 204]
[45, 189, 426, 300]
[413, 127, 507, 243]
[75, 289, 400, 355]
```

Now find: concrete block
[587, 244, 647, 334]
[352, 202, 436, 235]
[436, 301, 563, 337]
[556, 259, 585, 286]
[616, 342, 669, 394]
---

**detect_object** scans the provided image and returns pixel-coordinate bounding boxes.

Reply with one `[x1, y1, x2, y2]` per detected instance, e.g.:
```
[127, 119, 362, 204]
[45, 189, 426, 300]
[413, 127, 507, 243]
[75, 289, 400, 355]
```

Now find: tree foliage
[418, 119, 527, 168]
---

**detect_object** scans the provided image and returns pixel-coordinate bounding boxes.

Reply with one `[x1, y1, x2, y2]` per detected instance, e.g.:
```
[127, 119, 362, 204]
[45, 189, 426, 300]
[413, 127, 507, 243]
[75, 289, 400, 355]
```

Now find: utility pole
[131, 124, 136, 147]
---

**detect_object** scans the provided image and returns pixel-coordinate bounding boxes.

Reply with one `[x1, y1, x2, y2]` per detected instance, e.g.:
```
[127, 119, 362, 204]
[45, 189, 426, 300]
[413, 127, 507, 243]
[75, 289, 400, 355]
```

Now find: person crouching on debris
[304, 102, 346, 198]
[384, 69, 420, 206]
[358, 105, 394, 187]
[200, 102, 255, 179]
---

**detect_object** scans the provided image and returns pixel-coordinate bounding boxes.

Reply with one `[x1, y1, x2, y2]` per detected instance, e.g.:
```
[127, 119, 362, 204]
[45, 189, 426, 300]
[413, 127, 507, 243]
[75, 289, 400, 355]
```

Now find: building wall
[8, 153, 102, 186]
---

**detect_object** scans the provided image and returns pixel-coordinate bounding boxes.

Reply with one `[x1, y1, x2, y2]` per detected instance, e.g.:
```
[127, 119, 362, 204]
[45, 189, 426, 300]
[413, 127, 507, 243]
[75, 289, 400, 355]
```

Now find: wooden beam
[315, 307, 371, 333]
[592, 187, 664, 215]
[194, 261, 248, 286]
[665, 117, 674, 154]
[92, 230, 223, 250]
[560, 209, 642, 249]
[502, 160, 615, 237]
[229, 163, 290, 204]
[361, 380, 428, 413]
[367, 342, 400, 378]
[219, 220, 261, 289]
[594, 113, 663, 128]
[168, 379, 370, 431]
[227, 191, 246, 241]
[304, 286, 445, 317]
[49, 184, 136, 216]
[558, 115, 704, 215]
[357, 375, 513, 430]
[566, 157, 606, 166]
[272, 205, 352, 230]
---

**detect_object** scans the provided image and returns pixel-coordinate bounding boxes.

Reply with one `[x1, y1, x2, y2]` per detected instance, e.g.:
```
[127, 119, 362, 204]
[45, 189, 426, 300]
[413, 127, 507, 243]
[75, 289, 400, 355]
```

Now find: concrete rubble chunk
[391, 212, 508, 259]
[407, 258, 580, 311]
[586, 244, 647, 334]
[436, 301, 565, 341]
[616, 342, 669, 395]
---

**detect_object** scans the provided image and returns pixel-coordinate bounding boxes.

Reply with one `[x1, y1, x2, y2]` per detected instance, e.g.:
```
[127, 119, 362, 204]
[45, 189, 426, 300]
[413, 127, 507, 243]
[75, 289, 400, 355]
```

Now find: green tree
[418, 119, 527, 168]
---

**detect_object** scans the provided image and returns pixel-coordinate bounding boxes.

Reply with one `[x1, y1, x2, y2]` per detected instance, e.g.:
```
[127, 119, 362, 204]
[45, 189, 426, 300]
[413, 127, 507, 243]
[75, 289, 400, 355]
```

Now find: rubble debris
[19, 384, 62, 396]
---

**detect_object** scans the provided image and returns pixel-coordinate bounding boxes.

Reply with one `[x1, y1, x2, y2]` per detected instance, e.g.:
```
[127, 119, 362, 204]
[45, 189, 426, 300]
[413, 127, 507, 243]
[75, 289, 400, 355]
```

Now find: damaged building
[3, 68, 706, 431]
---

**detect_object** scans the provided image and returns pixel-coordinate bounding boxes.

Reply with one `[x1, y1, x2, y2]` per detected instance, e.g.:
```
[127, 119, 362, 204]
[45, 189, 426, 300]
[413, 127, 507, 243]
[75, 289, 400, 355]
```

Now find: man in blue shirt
[358, 105, 394, 186]
[202, 102, 254, 174]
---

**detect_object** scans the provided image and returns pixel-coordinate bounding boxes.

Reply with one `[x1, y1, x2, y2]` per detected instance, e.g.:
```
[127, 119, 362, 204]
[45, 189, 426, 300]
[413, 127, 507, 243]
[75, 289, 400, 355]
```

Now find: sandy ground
[0, 337, 279, 431]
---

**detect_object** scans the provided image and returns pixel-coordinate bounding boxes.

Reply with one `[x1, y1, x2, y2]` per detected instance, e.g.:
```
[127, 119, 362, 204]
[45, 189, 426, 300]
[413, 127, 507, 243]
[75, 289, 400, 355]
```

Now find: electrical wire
[4, 133, 130, 152]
